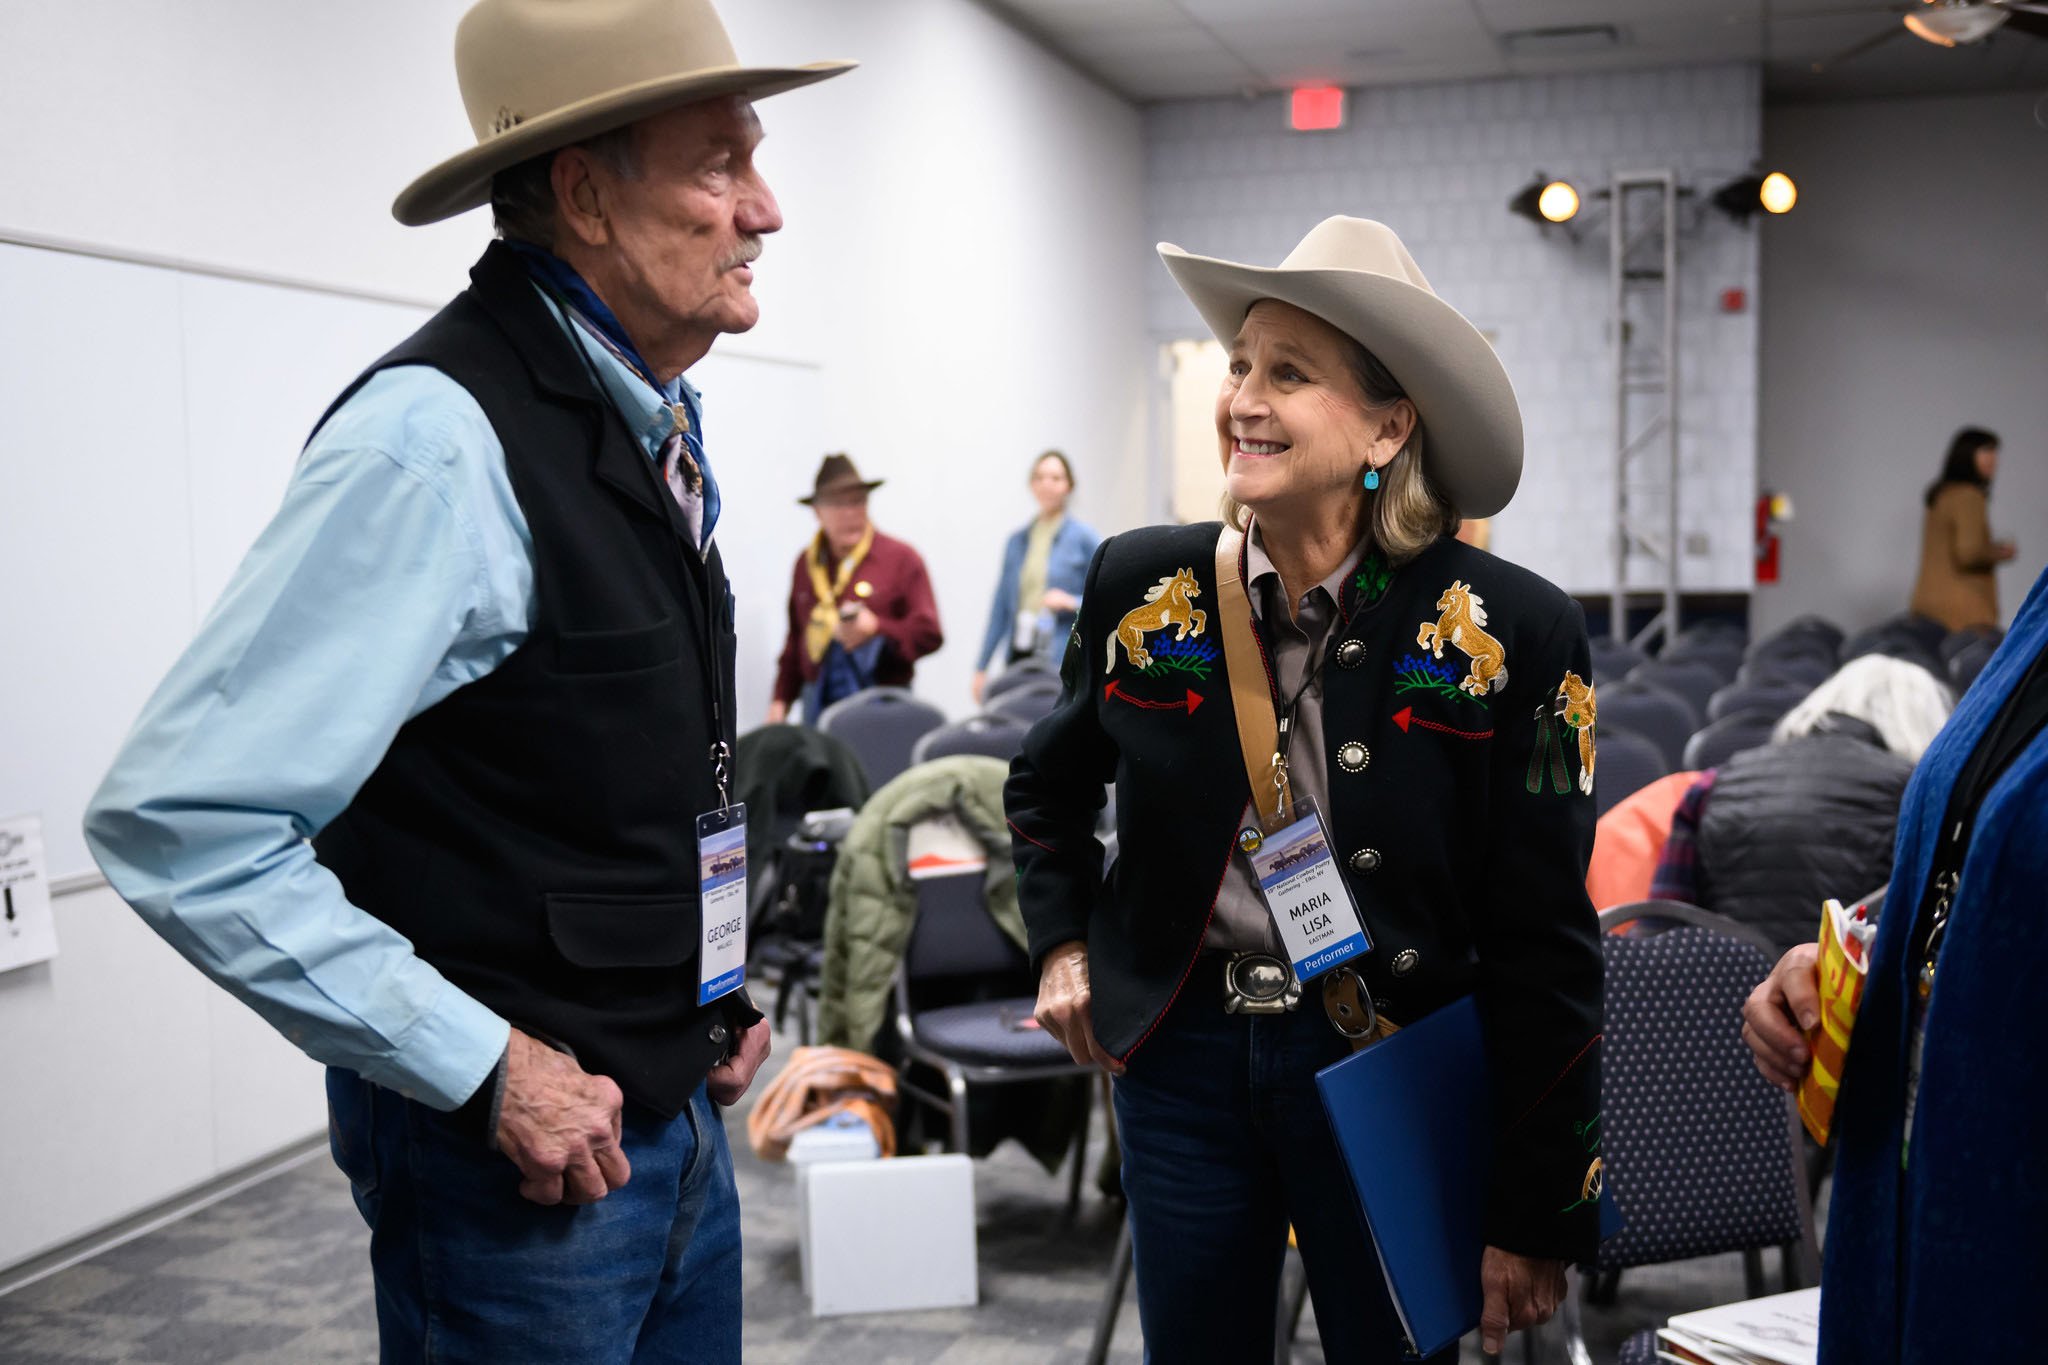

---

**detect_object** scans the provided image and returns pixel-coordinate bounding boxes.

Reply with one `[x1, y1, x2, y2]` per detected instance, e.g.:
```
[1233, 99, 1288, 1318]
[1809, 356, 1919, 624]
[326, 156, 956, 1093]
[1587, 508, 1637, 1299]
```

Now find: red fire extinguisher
[1756, 492, 1792, 584]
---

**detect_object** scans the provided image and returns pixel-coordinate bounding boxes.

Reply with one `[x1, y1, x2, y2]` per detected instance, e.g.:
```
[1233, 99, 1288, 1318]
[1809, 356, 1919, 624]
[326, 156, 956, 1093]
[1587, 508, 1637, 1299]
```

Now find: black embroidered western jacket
[1004, 521, 1604, 1261]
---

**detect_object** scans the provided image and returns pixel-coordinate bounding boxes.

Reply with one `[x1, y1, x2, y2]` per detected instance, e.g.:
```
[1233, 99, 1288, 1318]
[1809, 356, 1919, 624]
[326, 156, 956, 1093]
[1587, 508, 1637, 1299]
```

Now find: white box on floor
[797, 1153, 977, 1317]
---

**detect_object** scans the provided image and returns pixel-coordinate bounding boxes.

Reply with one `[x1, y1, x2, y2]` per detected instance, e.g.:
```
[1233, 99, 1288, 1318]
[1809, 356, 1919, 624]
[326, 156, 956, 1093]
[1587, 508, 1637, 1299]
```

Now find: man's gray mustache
[722, 238, 763, 270]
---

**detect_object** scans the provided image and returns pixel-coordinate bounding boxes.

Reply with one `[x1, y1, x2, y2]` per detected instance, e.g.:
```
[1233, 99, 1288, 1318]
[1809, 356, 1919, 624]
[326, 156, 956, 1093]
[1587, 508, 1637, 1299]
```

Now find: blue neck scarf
[509, 242, 720, 544]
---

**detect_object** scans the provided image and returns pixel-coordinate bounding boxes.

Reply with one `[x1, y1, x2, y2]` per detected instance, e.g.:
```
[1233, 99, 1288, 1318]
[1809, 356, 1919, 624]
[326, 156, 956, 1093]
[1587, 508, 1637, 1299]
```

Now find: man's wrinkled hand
[495, 1027, 631, 1206]
[707, 1018, 772, 1106]
[1742, 942, 1821, 1093]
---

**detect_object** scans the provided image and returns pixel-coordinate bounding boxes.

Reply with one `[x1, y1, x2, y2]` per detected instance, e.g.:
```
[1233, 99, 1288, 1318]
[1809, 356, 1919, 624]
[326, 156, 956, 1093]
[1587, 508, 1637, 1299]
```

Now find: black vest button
[708, 1023, 729, 1046]
[1391, 948, 1420, 977]
[1338, 741, 1370, 773]
[1335, 639, 1367, 670]
[1349, 847, 1381, 873]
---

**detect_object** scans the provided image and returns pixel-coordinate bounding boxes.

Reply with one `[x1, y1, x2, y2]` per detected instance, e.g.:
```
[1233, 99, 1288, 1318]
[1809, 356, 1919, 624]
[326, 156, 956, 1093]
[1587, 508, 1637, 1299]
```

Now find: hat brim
[394, 61, 856, 226]
[1157, 243, 1523, 519]
[798, 479, 884, 506]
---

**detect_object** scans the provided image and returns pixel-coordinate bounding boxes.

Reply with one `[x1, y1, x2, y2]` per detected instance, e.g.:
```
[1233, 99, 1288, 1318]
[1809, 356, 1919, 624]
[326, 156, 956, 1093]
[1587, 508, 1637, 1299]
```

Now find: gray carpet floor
[0, 1019, 1786, 1364]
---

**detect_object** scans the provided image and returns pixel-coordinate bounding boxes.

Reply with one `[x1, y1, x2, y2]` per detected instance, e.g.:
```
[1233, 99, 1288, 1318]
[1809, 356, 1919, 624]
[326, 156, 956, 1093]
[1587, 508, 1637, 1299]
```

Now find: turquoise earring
[1362, 466, 1381, 491]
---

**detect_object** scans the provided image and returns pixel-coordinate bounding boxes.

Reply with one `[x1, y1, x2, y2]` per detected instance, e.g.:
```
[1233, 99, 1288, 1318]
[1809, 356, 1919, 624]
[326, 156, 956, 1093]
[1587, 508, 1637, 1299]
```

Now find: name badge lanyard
[1214, 526, 1371, 992]
[551, 288, 747, 1005]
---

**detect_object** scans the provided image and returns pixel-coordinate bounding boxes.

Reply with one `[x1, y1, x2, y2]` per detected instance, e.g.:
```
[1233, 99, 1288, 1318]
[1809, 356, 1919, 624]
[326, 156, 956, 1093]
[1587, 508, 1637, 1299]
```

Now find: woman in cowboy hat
[1007, 217, 1603, 1362]
[770, 454, 944, 724]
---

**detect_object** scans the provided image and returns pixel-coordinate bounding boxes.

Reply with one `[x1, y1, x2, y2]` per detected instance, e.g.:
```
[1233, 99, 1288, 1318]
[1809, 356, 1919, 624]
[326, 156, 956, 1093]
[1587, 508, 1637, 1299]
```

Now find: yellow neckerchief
[805, 524, 877, 663]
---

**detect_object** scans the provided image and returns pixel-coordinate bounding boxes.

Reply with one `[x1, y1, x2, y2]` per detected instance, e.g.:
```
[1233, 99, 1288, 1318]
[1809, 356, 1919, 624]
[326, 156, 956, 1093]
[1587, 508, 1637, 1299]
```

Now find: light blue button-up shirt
[83, 288, 703, 1110]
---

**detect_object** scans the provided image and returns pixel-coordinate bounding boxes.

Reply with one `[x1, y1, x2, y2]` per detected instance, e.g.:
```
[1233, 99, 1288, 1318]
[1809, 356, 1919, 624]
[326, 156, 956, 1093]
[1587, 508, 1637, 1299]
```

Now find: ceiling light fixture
[1712, 171, 1799, 222]
[1903, 2, 2011, 46]
[1509, 173, 1581, 227]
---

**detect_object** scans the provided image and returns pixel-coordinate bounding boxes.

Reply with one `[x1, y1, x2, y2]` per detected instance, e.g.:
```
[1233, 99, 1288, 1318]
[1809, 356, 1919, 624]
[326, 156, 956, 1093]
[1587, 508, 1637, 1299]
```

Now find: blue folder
[1315, 995, 1620, 1358]
[1315, 995, 1492, 1359]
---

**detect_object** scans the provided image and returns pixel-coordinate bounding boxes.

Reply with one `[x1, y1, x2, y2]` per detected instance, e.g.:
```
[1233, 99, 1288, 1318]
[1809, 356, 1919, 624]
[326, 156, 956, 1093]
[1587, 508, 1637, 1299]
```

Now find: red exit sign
[1290, 86, 1346, 131]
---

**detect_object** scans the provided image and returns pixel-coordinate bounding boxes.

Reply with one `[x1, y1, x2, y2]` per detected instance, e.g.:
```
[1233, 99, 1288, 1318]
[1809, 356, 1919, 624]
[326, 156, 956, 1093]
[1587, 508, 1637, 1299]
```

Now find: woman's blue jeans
[1112, 964, 1457, 1365]
[326, 1071, 741, 1364]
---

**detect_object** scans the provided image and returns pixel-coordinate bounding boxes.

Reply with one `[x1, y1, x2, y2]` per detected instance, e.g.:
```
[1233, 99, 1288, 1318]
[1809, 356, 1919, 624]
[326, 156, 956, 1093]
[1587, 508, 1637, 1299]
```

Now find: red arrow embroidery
[1105, 681, 1204, 715]
[1392, 705, 1492, 740]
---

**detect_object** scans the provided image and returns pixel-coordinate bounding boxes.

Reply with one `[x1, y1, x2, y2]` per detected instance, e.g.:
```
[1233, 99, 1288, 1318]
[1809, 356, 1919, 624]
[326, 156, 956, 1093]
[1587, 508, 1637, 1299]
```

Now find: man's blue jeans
[1112, 964, 1457, 1365]
[326, 1070, 741, 1364]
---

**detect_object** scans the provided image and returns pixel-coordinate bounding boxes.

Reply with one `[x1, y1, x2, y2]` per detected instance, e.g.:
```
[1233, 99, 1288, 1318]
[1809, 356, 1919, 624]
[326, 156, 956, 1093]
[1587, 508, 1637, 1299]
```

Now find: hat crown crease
[456, 0, 742, 140]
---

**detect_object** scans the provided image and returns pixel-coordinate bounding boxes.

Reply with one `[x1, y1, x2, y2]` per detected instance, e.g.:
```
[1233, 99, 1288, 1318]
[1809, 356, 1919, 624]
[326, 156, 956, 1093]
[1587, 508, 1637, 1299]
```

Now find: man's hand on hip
[707, 1017, 773, 1106]
[496, 1027, 631, 1206]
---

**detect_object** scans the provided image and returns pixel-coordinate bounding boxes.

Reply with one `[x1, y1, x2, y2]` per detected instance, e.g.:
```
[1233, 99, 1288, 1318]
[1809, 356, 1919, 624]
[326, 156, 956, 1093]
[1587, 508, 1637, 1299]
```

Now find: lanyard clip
[710, 740, 732, 809]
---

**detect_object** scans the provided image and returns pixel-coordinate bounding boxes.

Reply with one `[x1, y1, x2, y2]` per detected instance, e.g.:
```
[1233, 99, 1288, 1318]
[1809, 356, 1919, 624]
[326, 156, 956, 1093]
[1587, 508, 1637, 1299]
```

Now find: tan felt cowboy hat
[393, 0, 855, 226]
[799, 454, 884, 505]
[1158, 216, 1523, 519]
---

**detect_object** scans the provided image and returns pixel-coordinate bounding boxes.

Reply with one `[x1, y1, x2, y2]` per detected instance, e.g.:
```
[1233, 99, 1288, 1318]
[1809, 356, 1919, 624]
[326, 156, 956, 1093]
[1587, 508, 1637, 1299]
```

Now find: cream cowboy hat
[393, 0, 855, 226]
[1158, 216, 1523, 519]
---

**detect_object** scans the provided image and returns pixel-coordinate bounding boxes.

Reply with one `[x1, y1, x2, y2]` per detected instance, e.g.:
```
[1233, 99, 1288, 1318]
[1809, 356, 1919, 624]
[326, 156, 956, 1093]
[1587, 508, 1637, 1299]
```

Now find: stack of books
[1655, 1287, 1820, 1365]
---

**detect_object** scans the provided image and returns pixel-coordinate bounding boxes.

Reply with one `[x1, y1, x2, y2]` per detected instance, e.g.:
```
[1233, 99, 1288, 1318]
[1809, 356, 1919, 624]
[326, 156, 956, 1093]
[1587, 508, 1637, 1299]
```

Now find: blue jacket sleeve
[978, 526, 1028, 671]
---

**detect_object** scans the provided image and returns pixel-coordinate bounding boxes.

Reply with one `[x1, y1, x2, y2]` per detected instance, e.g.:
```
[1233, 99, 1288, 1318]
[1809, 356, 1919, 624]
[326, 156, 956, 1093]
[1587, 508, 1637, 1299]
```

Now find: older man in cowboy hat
[83, 2, 850, 1358]
[769, 454, 945, 724]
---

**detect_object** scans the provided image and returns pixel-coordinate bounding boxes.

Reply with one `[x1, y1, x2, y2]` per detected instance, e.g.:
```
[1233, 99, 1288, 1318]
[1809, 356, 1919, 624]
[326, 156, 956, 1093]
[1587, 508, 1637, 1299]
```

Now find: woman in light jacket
[971, 450, 1100, 703]
[1910, 426, 2015, 631]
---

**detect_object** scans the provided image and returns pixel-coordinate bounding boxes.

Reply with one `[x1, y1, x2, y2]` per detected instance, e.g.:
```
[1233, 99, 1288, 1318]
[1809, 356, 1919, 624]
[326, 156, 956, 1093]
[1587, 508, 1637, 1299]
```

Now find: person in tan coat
[1911, 427, 2015, 631]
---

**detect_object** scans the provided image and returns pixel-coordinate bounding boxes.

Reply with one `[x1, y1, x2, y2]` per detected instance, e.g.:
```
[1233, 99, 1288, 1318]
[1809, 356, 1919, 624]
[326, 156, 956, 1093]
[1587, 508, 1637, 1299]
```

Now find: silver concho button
[1390, 948, 1420, 977]
[1349, 847, 1381, 873]
[1337, 741, 1370, 773]
[1335, 639, 1367, 670]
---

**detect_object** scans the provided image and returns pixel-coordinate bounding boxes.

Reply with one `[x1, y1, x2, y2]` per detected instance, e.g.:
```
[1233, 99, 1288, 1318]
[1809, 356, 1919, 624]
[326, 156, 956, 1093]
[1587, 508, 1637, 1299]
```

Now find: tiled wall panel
[1144, 64, 1763, 593]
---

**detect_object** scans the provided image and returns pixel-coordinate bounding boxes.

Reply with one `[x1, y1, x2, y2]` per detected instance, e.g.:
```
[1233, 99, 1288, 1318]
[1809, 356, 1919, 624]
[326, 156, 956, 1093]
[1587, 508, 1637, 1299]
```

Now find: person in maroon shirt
[769, 454, 944, 724]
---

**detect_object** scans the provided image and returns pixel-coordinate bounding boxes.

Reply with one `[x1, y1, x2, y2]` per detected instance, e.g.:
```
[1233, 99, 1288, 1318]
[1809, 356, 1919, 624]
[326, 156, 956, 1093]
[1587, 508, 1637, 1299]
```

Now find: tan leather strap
[1214, 524, 1290, 826]
[1321, 968, 1403, 1052]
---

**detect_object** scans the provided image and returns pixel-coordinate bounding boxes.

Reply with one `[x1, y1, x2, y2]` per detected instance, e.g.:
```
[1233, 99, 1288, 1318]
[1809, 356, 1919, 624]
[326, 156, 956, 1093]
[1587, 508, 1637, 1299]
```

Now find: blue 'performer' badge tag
[1243, 797, 1369, 980]
[696, 805, 747, 1005]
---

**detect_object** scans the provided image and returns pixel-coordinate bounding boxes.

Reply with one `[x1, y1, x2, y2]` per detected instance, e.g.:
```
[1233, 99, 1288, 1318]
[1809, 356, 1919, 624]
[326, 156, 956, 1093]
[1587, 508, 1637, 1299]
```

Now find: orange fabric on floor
[1586, 770, 1702, 910]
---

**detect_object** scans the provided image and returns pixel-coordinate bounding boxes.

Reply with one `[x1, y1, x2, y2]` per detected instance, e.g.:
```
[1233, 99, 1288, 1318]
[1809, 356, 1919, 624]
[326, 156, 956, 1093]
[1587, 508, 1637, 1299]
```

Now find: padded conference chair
[983, 658, 1056, 703]
[1624, 658, 1725, 718]
[1589, 637, 1648, 682]
[1704, 677, 1811, 724]
[892, 866, 1093, 1221]
[986, 679, 1064, 727]
[1597, 686, 1699, 771]
[911, 713, 1031, 764]
[1594, 729, 1670, 817]
[816, 686, 947, 790]
[1560, 903, 1819, 1362]
[1681, 708, 1780, 771]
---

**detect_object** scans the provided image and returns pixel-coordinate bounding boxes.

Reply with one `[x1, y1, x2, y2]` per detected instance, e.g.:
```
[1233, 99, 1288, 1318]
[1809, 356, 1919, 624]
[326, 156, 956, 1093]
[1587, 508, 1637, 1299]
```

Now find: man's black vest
[312, 242, 749, 1118]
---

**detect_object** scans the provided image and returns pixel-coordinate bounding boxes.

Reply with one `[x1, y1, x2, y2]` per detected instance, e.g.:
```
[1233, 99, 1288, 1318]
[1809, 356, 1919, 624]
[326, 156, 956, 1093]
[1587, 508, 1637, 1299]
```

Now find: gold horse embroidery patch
[1106, 568, 1207, 674]
[1558, 671, 1597, 795]
[1416, 580, 1507, 697]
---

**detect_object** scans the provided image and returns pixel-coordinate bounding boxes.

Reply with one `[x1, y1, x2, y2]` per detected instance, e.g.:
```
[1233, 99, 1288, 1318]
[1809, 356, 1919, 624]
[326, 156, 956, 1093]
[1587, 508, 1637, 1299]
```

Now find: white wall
[0, 0, 1144, 1271]
[1757, 91, 2048, 636]
[1143, 65, 1764, 596]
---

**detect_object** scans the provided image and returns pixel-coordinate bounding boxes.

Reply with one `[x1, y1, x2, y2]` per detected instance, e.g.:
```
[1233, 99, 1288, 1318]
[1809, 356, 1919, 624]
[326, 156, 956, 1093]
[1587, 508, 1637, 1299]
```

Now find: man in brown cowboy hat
[768, 454, 945, 724]
[82, 1, 851, 1359]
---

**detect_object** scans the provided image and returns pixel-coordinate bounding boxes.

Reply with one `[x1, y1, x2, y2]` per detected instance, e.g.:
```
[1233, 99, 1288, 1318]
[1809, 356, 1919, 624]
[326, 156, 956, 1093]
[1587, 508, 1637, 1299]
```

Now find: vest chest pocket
[545, 892, 699, 969]
[551, 617, 683, 675]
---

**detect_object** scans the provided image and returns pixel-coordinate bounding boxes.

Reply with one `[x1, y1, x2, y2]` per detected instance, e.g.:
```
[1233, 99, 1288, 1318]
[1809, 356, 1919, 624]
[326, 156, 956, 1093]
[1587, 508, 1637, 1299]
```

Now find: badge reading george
[1416, 580, 1508, 697]
[1106, 568, 1207, 674]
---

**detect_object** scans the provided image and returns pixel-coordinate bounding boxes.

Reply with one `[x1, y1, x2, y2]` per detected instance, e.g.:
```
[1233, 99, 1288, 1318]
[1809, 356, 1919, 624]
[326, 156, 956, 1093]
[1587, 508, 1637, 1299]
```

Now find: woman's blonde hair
[1219, 327, 1457, 563]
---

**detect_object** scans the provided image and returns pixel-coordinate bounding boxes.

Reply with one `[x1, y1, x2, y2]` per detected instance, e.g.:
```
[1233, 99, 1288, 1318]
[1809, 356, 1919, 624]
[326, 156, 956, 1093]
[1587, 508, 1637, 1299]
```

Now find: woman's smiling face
[1216, 300, 1390, 522]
